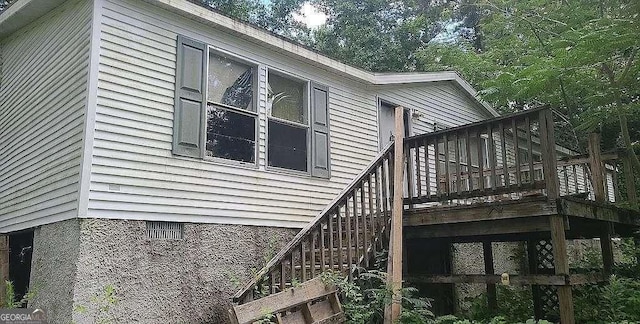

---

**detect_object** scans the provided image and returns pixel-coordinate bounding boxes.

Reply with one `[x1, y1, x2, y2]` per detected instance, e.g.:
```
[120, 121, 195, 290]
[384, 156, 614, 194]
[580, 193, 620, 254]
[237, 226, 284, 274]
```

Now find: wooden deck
[404, 196, 640, 241]
[232, 107, 640, 324]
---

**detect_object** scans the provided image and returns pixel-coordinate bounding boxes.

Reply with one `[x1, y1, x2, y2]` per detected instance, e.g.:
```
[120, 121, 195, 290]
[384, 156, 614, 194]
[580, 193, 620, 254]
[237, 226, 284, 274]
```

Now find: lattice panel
[534, 240, 559, 318]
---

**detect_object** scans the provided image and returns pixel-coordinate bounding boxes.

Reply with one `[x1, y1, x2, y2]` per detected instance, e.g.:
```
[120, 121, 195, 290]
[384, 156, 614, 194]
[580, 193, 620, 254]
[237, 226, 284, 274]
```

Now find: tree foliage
[418, 0, 640, 154]
[0, 0, 14, 13]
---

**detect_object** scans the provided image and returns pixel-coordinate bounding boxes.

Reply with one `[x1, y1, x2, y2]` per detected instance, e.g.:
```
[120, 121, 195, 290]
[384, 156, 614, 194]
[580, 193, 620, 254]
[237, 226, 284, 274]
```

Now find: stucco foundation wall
[29, 218, 82, 324]
[452, 242, 522, 313]
[70, 219, 297, 324]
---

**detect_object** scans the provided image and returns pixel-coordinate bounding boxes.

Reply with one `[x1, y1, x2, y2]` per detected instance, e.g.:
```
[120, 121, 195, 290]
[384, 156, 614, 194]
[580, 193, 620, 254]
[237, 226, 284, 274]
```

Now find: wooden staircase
[232, 142, 397, 309]
[229, 106, 640, 324]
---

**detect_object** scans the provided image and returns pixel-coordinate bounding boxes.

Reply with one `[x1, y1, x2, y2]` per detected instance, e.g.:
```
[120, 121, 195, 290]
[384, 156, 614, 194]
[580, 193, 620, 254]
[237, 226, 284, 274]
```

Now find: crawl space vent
[146, 221, 184, 240]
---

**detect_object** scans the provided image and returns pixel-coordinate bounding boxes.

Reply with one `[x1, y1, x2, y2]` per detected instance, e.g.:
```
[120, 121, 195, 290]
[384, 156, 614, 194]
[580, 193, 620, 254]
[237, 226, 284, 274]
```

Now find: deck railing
[403, 107, 635, 206]
[404, 107, 553, 206]
[232, 143, 396, 304]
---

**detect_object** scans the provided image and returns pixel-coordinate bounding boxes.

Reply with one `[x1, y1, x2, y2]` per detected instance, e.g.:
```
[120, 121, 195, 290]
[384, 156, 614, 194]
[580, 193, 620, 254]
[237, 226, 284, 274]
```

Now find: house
[0, 0, 504, 322]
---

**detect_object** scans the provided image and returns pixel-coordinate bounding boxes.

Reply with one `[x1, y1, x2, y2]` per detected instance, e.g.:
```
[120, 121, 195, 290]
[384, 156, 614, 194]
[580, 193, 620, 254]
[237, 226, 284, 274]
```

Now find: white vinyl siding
[0, 0, 91, 232]
[87, 0, 492, 228]
[90, 0, 380, 228]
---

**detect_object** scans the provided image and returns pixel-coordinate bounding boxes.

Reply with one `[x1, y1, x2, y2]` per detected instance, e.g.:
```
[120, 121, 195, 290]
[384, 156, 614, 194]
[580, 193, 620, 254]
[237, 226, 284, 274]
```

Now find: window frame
[265, 68, 312, 175]
[203, 47, 260, 167]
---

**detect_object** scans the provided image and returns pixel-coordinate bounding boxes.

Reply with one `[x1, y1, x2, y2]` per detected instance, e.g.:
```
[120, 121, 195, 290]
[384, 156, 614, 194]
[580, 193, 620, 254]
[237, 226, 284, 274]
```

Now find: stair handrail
[232, 141, 395, 303]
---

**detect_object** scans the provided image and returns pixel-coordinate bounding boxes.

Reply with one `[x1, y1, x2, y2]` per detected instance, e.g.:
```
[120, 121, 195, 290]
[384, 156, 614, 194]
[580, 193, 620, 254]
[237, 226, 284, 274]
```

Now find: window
[205, 51, 257, 163]
[173, 35, 331, 177]
[267, 72, 308, 172]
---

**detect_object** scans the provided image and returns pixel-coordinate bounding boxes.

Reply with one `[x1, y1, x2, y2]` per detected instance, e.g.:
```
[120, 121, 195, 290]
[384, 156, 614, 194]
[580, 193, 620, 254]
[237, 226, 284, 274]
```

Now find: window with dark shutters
[173, 34, 330, 178]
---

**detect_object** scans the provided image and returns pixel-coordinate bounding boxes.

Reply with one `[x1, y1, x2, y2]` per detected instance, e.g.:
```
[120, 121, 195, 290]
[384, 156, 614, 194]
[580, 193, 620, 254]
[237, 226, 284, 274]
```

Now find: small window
[267, 71, 309, 172]
[206, 51, 257, 163]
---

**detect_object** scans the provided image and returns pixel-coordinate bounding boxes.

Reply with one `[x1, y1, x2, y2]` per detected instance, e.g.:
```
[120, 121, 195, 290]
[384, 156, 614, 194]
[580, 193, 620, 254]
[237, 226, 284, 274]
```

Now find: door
[378, 100, 410, 151]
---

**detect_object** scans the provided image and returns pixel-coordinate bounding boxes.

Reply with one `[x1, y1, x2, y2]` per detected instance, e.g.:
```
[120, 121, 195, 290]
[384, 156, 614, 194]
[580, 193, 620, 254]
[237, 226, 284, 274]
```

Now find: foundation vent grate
[146, 221, 184, 240]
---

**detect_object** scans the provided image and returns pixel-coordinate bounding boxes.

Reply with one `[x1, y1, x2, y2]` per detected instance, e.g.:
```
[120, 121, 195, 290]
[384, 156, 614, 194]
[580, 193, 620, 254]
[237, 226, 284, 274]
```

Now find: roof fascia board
[0, 0, 68, 39]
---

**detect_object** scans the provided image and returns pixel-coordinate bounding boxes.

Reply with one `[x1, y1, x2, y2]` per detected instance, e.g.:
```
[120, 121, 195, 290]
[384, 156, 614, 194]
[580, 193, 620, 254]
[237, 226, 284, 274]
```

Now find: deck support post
[540, 109, 575, 324]
[482, 241, 497, 313]
[384, 106, 405, 324]
[0, 235, 8, 307]
[587, 133, 605, 202]
[600, 224, 615, 277]
[622, 153, 638, 205]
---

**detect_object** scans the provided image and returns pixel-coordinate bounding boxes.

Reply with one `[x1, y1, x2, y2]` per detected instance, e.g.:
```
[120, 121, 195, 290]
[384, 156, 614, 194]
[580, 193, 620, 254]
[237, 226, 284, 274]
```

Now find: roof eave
[0, 0, 68, 39]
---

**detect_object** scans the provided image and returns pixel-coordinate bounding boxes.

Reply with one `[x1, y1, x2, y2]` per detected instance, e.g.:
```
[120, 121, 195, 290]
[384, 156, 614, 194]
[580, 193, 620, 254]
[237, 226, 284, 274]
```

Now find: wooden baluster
[512, 118, 521, 188]
[487, 123, 497, 190]
[563, 165, 570, 196]
[328, 214, 335, 271]
[583, 164, 590, 195]
[424, 138, 431, 197]
[572, 164, 579, 194]
[525, 116, 534, 183]
[465, 129, 472, 191]
[415, 140, 422, 198]
[311, 230, 317, 277]
[381, 159, 390, 239]
[454, 132, 461, 195]
[375, 166, 383, 245]
[336, 208, 343, 272]
[301, 240, 307, 282]
[405, 143, 415, 203]
[290, 253, 295, 287]
[500, 122, 509, 188]
[320, 220, 326, 273]
[352, 193, 360, 269]
[368, 174, 377, 255]
[477, 129, 485, 192]
[360, 182, 369, 268]
[444, 133, 451, 196]
[269, 272, 276, 294]
[604, 168, 611, 201]
[345, 198, 353, 280]
[280, 260, 285, 291]
[434, 136, 441, 197]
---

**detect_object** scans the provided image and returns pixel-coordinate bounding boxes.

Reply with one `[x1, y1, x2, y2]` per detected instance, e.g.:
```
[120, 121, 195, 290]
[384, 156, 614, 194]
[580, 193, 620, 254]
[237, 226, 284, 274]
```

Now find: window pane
[206, 105, 255, 163]
[268, 73, 305, 124]
[208, 52, 254, 111]
[268, 120, 307, 172]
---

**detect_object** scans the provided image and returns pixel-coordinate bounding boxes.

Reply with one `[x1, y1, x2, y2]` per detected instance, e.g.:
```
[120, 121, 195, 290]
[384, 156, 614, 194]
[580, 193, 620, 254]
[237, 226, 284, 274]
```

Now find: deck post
[482, 241, 497, 313]
[0, 235, 8, 307]
[384, 106, 405, 324]
[540, 109, 575, 324]
[600, 224, 614, 276]
[587, 133, 605, 202]
[622, 153, 638, 205]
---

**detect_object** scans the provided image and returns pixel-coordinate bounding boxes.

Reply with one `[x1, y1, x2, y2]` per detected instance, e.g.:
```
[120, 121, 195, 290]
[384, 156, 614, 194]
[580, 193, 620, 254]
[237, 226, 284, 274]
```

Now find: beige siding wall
[0, 0, 92, 232]
[89, 0, 490, 228]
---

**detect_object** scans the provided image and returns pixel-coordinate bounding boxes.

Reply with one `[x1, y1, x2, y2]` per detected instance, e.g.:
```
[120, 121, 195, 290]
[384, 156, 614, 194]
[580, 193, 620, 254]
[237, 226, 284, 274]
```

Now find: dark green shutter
[173, 35, 207, 158]
[311, 82, 331, 178]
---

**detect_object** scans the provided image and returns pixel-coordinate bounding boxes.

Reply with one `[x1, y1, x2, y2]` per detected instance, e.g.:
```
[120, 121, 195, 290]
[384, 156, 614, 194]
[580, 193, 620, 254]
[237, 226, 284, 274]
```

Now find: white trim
[77, 0, 102, 217]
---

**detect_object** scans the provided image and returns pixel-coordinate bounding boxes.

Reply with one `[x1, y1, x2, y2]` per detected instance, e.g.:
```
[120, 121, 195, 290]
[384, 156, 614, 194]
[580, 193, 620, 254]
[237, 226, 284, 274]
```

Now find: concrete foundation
[28, 219, 297, 324]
